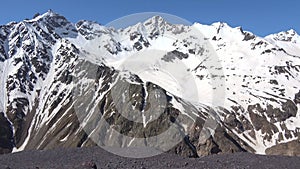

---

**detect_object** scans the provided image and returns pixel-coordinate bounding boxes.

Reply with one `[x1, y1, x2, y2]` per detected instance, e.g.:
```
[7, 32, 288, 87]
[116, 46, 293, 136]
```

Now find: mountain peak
[29, 10, 66, 23]
[275, 29, 298, 37]
[211, 22, 231, 29]
[286, 29, 298, 36]
[266, 29, 299, 42]
[143, 15, 167, 26]
[45, 9, 56, 16]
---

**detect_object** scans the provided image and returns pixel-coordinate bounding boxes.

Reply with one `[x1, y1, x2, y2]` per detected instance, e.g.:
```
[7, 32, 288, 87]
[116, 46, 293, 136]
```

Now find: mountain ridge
[0, 11, 299, 157]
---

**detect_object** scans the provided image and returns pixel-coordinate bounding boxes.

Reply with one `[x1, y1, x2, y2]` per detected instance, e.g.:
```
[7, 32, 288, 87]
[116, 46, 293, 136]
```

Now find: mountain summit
[0, 11, 299, 157]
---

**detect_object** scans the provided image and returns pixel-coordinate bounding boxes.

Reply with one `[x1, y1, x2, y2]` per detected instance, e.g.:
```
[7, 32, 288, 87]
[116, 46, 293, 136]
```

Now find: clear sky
[0, 0, 299, 36]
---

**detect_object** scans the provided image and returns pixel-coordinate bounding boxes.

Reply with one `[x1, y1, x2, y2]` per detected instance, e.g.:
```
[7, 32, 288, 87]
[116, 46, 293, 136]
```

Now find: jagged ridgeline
[0, 11, 300, 156]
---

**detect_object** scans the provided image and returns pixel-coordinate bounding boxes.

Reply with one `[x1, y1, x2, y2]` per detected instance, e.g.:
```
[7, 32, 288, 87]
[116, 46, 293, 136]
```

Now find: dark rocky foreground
[0, 147, 299, 169]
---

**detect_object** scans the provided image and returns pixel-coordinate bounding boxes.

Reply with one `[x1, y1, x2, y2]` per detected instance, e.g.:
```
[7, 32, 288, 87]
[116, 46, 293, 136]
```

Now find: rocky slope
[0, 11, 299, 157]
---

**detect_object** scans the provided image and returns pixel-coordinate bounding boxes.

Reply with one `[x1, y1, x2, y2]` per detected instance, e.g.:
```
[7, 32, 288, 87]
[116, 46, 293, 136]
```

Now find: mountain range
[0, 10, 299, 157]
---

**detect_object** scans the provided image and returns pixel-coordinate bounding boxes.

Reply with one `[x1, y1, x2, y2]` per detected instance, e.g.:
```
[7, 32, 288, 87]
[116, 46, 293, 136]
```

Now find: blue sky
[0, 0, 299, 36]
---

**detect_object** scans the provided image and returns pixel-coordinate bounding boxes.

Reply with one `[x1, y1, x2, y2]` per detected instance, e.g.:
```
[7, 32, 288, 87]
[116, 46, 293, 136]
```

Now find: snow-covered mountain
[0, 11, 299, 157]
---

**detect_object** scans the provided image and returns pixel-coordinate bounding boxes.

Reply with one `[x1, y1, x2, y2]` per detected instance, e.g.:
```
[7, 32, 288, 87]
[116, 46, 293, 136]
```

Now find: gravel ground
[0, 147, 299, 169]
